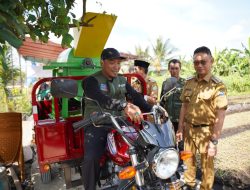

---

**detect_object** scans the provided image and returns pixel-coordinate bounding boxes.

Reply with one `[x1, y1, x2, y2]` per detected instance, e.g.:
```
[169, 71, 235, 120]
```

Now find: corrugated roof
[18, 37, 138, 62]
[18, 37, 65, 61]
[120, 52, 138, 60]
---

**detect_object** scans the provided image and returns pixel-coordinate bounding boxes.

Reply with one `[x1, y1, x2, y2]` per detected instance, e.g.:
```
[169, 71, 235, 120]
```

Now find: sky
[67, 0, 250, 59]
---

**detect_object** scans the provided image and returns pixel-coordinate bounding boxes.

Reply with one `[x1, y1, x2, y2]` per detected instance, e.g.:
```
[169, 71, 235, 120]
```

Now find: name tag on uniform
[118, 84, 125, 88]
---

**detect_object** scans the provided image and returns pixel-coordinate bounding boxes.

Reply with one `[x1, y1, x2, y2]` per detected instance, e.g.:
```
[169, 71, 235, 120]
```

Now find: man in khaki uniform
[176, 46, 228, 190]
[132, 60, 158, 105]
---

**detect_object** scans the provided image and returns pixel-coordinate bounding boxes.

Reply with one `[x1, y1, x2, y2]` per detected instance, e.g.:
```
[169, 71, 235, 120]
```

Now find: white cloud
[69, 0, 250, 57]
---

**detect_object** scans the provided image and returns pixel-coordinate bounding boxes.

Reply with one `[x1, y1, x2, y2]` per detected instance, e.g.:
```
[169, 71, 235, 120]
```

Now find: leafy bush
[151, 73, 250, 98]
[221, 75, 250, 95]
[0, 87, 32, 115]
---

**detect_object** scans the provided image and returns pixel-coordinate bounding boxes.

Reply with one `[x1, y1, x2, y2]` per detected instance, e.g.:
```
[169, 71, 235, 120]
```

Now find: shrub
[221, 75, 250, 95]
[0, 87, 32, 116]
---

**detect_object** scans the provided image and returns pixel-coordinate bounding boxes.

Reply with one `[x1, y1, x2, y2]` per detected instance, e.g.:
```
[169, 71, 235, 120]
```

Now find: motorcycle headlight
[152, 149, 179, 179]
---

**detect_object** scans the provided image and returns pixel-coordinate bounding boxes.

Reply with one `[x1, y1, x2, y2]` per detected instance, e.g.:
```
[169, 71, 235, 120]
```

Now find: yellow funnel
[73, 12, 117, 57]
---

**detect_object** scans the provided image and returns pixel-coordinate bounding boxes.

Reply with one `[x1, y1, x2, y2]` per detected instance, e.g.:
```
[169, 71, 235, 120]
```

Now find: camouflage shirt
[160, 77, 185, 123]
[132, 77, 158, 100]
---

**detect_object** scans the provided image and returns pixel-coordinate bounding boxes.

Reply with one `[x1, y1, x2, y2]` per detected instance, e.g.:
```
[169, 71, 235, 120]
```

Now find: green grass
[149, 73, 250, 98]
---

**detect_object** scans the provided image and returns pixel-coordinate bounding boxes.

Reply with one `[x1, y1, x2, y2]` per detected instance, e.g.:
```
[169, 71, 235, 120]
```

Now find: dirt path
[214, 111, 250, 189]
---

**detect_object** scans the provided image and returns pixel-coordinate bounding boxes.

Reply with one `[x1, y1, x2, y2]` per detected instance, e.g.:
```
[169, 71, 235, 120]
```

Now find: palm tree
[214, 44, 250, 77]
[151, 36, 177, 73]
[135, 45, 151, 61]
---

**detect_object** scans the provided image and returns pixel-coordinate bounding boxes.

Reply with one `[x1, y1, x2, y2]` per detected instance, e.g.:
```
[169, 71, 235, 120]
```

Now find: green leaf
[73, 19, 80, 29]
[0, 45, 3, 57]
[27, 14, 36, 22]
[61, 33, 73, 47]
[33, 28, 42, 38]
[0, 13, 7, 23]
[29, 30, 36, 41]
[70, 12, 76, 18]
[40, 35, 49, 43]
[7, 18, 26, 36]
[0, 28, 22, 48]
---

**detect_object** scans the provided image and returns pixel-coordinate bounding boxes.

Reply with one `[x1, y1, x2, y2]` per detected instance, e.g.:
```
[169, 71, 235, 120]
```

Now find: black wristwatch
[118, 100, 128, 111]
[210, 139, 218, 145]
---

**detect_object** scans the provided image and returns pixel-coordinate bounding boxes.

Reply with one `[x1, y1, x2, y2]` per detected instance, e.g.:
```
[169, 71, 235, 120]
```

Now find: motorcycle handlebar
[73, 104, 167, 132]
[73, 112, 134, 147]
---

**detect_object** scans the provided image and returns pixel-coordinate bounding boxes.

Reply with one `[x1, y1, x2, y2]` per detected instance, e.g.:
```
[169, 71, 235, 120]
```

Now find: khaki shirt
[132, 77, 158, 99]
[180, 73, 228, 125]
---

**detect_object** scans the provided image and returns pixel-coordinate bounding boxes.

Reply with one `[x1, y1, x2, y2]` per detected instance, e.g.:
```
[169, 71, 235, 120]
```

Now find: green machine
[43, 12, 117, 118]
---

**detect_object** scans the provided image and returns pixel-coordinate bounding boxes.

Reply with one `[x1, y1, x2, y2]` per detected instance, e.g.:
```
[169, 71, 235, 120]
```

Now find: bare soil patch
[214, 111, 250, 189]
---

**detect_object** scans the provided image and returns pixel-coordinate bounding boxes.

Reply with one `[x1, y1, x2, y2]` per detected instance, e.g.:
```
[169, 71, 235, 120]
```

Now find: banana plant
[213, 44, 250, 77]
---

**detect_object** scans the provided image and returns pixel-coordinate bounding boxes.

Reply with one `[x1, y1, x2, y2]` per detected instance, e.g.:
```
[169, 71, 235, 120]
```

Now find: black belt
[192, 124, 209, 128]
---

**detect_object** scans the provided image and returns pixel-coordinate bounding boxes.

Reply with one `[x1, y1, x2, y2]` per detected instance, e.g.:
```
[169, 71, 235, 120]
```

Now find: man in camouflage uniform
[160, 59, 185, 133]
[132, 60, 158, 105]
[176, 46, 228, 190]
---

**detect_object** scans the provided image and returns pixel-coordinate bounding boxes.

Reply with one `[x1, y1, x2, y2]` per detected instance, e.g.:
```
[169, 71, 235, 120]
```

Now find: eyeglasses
[193, 60, 207, 66]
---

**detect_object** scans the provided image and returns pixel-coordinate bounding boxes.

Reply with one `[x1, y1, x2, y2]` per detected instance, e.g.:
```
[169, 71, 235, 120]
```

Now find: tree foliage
[213, 38, 250, 76]
[0, 0, 88, 53]
[0, 44, 20, 110]
[0, 45, 20, 90]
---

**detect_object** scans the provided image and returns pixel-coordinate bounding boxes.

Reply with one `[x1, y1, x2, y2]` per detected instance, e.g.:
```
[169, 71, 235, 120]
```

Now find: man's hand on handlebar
[146, 95, 157, 105]
[152, 105, 168, 122]
[124, 103, 143, 123]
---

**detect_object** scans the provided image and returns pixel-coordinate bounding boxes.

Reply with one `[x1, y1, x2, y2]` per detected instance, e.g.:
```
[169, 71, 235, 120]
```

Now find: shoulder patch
[211, 76, 222, 84]
[100, 83, 108, 91]
[186, 76, 195, 81]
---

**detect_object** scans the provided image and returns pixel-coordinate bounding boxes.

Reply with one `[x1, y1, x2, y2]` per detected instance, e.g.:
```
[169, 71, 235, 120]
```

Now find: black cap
[134, 60, 150, 69]
[101, 48, 126, 60]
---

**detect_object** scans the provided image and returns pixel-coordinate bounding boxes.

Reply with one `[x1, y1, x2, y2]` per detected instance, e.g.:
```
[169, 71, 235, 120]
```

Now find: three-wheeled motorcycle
[32, 73, 149, 188]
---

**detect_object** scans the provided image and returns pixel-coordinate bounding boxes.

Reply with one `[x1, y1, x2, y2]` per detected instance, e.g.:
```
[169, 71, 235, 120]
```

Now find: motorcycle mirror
[51, 78, 78, 98]
[160, 77, 178, 102]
